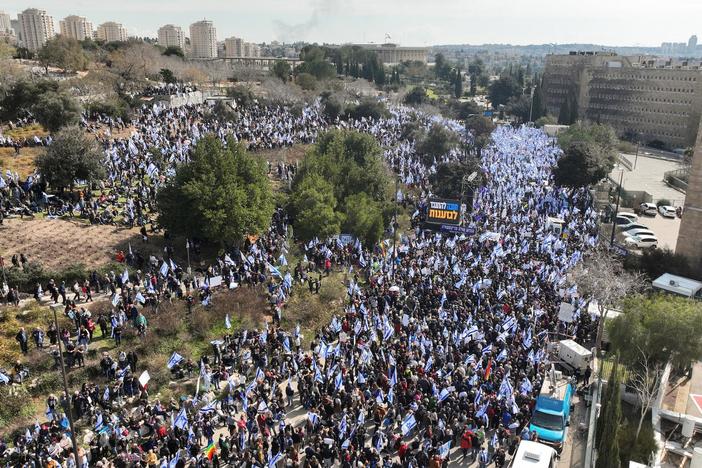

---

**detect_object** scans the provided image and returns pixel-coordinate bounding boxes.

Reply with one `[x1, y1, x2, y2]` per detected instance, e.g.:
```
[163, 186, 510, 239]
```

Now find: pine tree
[558, 98, 571, 125]
[454, 68, 463, 98]
[596, 357, 622, 468]
[531, 78, 545, 121]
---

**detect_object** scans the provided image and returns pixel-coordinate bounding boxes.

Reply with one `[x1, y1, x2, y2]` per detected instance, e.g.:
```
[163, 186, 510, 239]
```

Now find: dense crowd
[0, 92, 599, 467]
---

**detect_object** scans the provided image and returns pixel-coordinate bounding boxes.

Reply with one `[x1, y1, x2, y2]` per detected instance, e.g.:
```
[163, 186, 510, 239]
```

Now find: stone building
[158, 24, 185, 50]
[677, 119, 702, 272]
[17, 8, 55, 52]
[96, 21, 128, 43]
[59, 15, 94, 41]
[189, 20, 217, 58]
[349, 43, 428, 65]
[542, 52, 702, 148]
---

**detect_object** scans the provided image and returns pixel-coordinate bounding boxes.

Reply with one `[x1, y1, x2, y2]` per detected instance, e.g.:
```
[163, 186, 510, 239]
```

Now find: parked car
[617, 212, 638, 222]
[622, 228, 655, 238]
[624, 234, 658, 249]
[658, 205, 677, 218]
[639, 202, 658, 216]
[619, 222, 649, 232]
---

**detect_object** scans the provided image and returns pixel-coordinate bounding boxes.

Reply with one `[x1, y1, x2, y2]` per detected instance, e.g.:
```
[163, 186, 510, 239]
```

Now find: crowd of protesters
[0, 90, 600, 467]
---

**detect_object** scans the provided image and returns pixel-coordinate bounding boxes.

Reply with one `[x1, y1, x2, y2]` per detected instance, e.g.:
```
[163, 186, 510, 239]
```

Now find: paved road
[558, 391, 588, 468]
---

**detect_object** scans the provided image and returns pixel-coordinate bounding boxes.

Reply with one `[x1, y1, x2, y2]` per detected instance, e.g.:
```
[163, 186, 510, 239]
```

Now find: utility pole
[634, 137, 640, 170]
[528, 85, 536, 123]
[609, 170, 624, 247]
[51, 306, 80, 464]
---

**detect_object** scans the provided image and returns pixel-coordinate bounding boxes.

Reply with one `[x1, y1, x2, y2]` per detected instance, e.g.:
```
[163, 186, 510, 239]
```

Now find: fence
[663, 168, 689, 193]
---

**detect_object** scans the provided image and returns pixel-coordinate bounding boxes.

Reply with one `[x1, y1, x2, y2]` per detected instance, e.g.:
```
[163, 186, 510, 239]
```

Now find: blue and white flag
[438, 388, 450, 403]
[94, 413, 104, 431]
[401, 414, 417, 436]
[389, 367, 398, 387]
[174, 408, 188, 430]
[424, 355, 433, 372]
[45, 406, 54, 421]
[308, 412, 320, 426]
[0, 372, 9, 384]
[357, 411, 365, 426]
[103, 386, 110, 401]
[111, 293, 121, 307]
[199, 401, 217, 414]
[438, 440, 451, 459]
[523, 328, 532, 349]
[335, 372, 343, 391]
[135, 291, 146, 304]
[339, 414, 348, 436]
[159, 261, 169, 277]
[225, 314, 232, 329]
[283, 337, 291, 353]
[268, 452, 283, 468]
[482, 344, 493, 355]
[168, 451, 180, 468]
[383, 321, 394, 341]
[496, 348, 508, 362]
[166, 352, 184, 370]
[267, 263, 283, 278]
[121, 269, 129, 285]
[520, 377, 533, 395]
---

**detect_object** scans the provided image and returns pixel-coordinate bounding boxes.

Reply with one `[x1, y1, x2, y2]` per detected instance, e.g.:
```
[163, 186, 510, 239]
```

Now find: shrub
[296, 73, 317, 91]
[618, 420, 657, 465]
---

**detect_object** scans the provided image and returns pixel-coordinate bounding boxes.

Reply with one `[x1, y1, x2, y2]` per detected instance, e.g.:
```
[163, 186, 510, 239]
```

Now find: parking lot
[617, 209, 681, 252]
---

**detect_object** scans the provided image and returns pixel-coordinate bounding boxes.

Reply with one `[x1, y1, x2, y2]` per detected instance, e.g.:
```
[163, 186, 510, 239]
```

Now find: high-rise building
[0, 11, 12, 34]
[158, 24, 185, 50]
[59, 15, 94, 41]
[224, 36, 243, 57]
[677, 118, 702, 272]
[542, 52, 702, 148]
[11, 19, 21, 40]
[689, 35, 698, 51]
[189, 20, 216, 58]
[17, 8, 55, 52]
[96, 21, 128, 43]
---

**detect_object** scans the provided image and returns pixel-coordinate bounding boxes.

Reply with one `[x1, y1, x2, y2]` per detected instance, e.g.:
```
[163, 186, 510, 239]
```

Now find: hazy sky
[2, 0, 700, 47]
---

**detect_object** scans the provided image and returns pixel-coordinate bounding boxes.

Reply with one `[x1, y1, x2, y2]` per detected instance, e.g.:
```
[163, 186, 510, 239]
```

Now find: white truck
[511, 440, 558, 467]
[558, 339, 591, 372]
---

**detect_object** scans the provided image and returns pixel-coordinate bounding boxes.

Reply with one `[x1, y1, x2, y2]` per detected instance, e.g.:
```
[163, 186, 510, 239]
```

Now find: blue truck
[529, 366, 573, 452]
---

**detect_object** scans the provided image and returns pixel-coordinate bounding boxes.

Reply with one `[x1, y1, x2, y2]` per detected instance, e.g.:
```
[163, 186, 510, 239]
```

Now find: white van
[547, 217, 565, 236]
[511, 441, 558, 467]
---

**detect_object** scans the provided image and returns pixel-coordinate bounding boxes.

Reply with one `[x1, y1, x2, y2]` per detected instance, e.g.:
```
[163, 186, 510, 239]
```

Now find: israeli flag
[308, 412, 320, 426]
[482, 344, 493, 355]
[424, 355, 433, 372]
[520, 377, 533, 395]
[438, 440, 451, 459]
[174, 408, 188, 430]
[103, 386, 110, 401]
[199, 401, 217, 413]
[341, 439, 351, 449]
[159, 261, 169, 277]
[168, 451, 180, 468]
[438, 388, 450, 403]
[357, 411, 365, 426]
[387, 388, 395, 404]
[335, 372, 343, 391]
[94, 413, 104, 431]
[401, 414, 417, 436]
[383, 321, 394, 341]
[339, 414, 348, 436]
[476, 401, 489, 419]
[257, 400, 268, 412]
[268, 452, 283, 467]
[225, 314, 232, 330]
[523, 328, 532, 349]
[111, 294, 121, 307]
[0, 372, 9, 384]
[45, 406, 54, 421]
[267, 263, 283, 278]
[121, 269, 129, 285]
[389, 367, 398, 387]
[256, 367, 265, 381]
[278, 254, 287, 266]
[135, 291, 146, 304]
[283, 337, 291, 353]
[491, 431, 499, 448]
[496, 348, 508, 362]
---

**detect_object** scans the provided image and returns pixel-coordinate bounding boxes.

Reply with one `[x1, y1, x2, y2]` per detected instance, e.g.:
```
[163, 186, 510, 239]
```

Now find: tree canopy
[290, 130, 391, 244]
[416, 123, 460, 166]
[554, 123, 618, 188]
[35, 126, 105, 190]
[157, 135, 274, 245]
[32, 90, 82, 132]
[271, 60, 291, 82]
[38, 36, 89, 72]
[488, 76, 521, 108]
[429, 161, 482, 200]
[608, 295, 702, 369]
[465, 115, 495, 156]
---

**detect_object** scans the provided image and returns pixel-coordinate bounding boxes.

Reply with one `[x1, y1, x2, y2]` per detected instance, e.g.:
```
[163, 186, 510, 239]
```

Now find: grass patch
[0, 146, 42, 179]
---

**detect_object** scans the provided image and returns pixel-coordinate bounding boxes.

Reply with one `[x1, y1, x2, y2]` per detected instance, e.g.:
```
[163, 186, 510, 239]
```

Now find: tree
[465, 115, 495, 157]
[623, 247, 697, 281]
[35, 126, 105, 190]
[404, 86, 427, 106]
[297, 45, 336, 80]
[553, 141, 615, 188]
[227, 85, 256, 107]
[531, 78, 545, 121]
[296, 72, 317, 91]
[488, 76, 521, 107]
[162, 46, 184, 58]
[289, 174, 342, 242]
[345, 99, 389, 121]
[0, 79, 59, 121]
[609, 295, 702, 371]
[271, 60, 291, 82]
[32, 91, 81, 132]
[558, 122, 619, 155]
[505, 95, 532, 123]
[159, 68, 177, 84]
[342, 193, 385, 246]
[291, 130, 391, 245]
[37, 36, 89, 73]
[596, 356, 622, 468]
[570, 249, 644, 352]
[157, 135, 273, 246]
[416, 123, 459, 166]
[628, 346, 664, 441]
[453, 68, 463, 98]
[429, 161, 482, 200]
